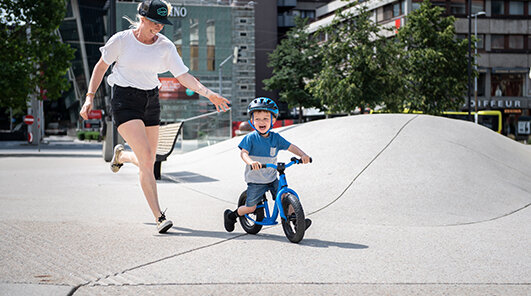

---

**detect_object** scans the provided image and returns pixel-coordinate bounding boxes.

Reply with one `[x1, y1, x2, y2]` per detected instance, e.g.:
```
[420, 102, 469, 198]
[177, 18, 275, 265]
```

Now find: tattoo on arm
[195, 85, 211, 98]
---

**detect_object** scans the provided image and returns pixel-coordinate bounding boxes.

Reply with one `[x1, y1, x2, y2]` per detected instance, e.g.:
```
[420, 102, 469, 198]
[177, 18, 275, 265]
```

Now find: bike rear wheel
[281, 193, 305, 243]
[238, 190, 264, 234]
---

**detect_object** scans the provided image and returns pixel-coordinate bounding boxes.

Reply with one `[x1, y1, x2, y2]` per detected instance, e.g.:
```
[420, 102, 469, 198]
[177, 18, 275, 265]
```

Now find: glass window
[477, 73, 485, 96]
[383, 4, 393, 20]
[393, 2, 401, 17]
[491, 73, 524, 97]
[172, 20, 182, 57]
[297, 10, 315, 19]
[376, 7, 384, 21]
[412, 2, 421, 11]
[432, 0, 447, 12]
[508, 35, 524, 49]
[509, 1, 524, 15]
[189, 19, 199, 71]
[476, 34, 484, 49]
[450, 0, 466, 14]
[472, 0, 485, 14]
[491, 35, 505, 49]
[491, 0, 504, 14]
[206, 20, 215, 71]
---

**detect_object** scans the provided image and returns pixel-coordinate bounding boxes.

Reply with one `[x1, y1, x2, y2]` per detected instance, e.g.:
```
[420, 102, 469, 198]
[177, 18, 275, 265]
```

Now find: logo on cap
[157, 7, 168, 16]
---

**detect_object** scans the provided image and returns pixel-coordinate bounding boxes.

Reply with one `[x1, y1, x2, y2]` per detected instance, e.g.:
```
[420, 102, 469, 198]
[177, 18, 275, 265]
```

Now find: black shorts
[111, 85, 160, 127]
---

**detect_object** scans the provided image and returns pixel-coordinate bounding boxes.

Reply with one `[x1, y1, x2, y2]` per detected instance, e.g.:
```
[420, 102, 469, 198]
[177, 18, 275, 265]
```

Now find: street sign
[23, 115, 34, 125]
[88, 109, 103, 120]
[28, 132, 33, 143]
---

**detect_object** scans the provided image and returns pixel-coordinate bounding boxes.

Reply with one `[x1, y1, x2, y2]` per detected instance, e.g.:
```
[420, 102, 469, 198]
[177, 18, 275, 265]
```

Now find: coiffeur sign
[470, 99, 527, 109]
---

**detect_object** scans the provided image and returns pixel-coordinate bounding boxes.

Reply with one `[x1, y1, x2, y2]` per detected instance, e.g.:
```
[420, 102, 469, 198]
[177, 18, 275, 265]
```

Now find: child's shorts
[246, 179, 279, 207]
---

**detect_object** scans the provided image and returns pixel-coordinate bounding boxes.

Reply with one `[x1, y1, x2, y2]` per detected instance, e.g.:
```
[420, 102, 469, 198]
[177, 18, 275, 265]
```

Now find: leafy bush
[77, 131, 101, 141]
[86, 131, 100, 140]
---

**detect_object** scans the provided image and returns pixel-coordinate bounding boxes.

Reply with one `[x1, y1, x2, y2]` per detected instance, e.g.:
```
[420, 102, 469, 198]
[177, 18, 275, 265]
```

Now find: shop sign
[503, 109, 522, 114]
[518, 121, 530, 135]
[169, 6, 187, 17]
[88, 109, 102, 119]
[471, 99, 524, 109]
[159, 77, 198, 100]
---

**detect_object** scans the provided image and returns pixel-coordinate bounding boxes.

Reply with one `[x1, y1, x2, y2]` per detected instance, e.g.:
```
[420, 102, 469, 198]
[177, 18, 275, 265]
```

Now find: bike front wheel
[238, 190, 264, 235]
[281, 193, 306, 243]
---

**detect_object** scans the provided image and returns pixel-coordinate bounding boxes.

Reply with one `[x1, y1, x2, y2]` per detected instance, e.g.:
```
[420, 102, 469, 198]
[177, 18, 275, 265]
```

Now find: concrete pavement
[0, 114, 530, 295]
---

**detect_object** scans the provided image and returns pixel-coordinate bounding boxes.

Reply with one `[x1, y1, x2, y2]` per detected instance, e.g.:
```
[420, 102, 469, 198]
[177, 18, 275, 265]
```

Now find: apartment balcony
[277, 0, 297, 8]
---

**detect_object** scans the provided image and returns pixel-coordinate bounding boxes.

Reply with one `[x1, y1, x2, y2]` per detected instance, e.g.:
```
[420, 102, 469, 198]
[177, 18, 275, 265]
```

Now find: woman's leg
[117, 119, 161, 219]
[117, 149, 138, 167]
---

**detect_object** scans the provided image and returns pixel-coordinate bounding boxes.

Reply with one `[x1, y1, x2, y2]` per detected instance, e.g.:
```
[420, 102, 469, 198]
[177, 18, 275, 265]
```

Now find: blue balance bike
[238, 157, 312, 243]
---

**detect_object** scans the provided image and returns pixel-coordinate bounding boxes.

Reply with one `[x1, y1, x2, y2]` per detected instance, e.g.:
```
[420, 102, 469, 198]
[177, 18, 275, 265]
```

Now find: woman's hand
[79, 97, 93, 120]
[176, 73, 231, 112]
[207, 92, 231, 112]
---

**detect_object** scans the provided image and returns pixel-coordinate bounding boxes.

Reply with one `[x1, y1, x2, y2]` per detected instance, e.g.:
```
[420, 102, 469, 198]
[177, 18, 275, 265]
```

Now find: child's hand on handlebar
[250, 161, 262, 171]
[301, 155, 311, 164]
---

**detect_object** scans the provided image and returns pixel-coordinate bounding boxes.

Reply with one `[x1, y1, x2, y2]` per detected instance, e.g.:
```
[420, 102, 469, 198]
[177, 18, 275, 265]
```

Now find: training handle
[249, 163, 267, 170]
[290, 157, 313, 164]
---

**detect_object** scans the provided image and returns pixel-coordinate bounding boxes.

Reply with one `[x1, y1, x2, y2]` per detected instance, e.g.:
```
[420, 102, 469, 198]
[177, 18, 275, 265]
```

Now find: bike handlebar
[250, 157, 312, 170]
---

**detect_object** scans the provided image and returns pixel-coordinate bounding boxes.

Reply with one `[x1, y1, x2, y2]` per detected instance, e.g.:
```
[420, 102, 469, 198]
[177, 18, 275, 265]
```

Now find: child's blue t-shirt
[238, 131, 291, 184]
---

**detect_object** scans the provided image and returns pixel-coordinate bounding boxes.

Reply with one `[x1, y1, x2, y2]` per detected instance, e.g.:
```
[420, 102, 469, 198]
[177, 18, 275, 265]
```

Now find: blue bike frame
[244, 160, 302, 226]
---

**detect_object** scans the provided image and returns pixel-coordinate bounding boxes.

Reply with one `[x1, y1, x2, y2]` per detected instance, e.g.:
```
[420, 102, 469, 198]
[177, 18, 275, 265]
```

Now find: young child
[224, 97, 311, 232]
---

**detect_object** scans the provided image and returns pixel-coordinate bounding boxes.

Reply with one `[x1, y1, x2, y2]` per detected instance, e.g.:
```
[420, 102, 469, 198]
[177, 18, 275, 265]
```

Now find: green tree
[0, 0, 75, 111]
[263, 17, 322, 121]
[307, 5, 402, 114]
[396, 0, 471, 114]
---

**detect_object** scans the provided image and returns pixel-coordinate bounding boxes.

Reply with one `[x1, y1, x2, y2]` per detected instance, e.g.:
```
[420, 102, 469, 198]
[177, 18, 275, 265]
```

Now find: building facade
[307, 0, 531, 135]
[254, 0, 331, 118]
[116, 0, 255, 122]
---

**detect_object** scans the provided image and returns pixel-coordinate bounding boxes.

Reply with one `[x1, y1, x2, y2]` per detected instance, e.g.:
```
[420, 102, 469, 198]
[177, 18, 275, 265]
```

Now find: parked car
[45, 122, 67, 135]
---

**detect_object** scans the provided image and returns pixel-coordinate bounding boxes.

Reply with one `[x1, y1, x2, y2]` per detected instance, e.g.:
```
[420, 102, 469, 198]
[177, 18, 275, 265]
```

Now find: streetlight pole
[218, 54, 233, 96]
[218, 46, 239, 96]
[473, 11, 485, 124]
[467, 0, 472, 122]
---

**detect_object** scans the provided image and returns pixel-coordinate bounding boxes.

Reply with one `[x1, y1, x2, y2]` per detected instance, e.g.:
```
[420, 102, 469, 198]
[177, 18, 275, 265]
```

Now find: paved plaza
[0, 114, 530, 295]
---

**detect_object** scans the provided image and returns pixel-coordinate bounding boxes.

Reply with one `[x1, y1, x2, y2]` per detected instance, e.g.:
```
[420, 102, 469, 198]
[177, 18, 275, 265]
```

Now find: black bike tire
[237, 190, 264, 235]
[281, 193, 305, 243]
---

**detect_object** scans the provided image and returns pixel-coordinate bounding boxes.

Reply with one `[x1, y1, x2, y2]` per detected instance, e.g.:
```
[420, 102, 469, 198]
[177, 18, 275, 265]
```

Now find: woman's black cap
[139, 0, 173, 25]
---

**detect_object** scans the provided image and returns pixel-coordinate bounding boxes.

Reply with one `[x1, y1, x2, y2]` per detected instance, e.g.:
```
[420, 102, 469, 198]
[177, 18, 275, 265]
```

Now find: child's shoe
[289, 215, 312, 231]
[224, 209, 236, 232]
[304, 218, 312, 230]
[157, 211, 173, 233]
[110, 144, 124, 173]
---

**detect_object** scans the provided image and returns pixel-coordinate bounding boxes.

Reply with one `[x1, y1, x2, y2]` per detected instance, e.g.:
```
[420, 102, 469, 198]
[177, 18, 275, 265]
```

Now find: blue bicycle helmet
[247, 97, 279, 118]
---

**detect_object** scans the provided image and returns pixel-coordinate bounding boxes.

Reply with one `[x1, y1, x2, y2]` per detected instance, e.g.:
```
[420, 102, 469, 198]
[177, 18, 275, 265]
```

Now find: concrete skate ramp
[164, 114, 531, 227]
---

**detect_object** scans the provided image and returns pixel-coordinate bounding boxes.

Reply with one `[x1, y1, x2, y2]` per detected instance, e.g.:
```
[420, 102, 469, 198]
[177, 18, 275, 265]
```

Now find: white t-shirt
[100, 29, 189, 90]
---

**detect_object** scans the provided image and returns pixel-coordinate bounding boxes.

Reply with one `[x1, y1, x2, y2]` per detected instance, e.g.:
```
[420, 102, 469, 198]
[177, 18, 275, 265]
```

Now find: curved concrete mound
[166, 114, 531, 227]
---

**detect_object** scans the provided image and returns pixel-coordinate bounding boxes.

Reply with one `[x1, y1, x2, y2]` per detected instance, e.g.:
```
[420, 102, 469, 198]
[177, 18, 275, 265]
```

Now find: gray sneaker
[110, 144, 124, 173]
[157, 211, 173, 233]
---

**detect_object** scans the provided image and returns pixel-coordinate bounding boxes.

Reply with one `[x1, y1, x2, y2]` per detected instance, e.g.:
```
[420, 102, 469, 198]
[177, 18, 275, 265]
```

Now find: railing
[174, 108, 232, 153]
